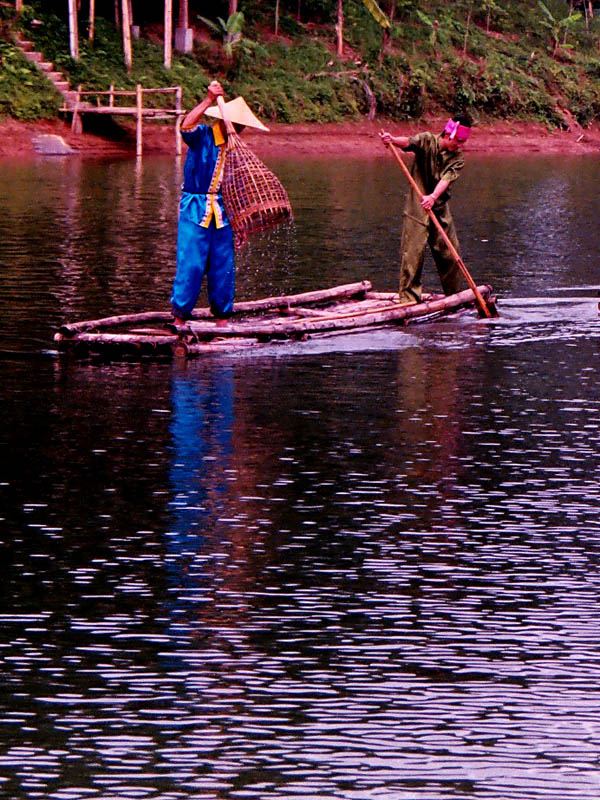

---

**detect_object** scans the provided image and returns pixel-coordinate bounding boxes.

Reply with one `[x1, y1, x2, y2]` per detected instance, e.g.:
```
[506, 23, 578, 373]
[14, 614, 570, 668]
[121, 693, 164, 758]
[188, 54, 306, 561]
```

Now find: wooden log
[71, 85, 82, 134]
[185, 286, 493, 339]
[56, 282, 372, 335]
[164, 0, 173, 69]
[57, 332, 177, 345]
[288, 298, 392, 317]
[89, 0, 95, 42]
[121, 0, 133, 73]
[136, 83, 143, 157]
[199, 281, 372, 315]
[68, 0, 79, 60]
[175, 85, 182, 156]
[186, 338, 261, 355]
[57, 311, 174, 336]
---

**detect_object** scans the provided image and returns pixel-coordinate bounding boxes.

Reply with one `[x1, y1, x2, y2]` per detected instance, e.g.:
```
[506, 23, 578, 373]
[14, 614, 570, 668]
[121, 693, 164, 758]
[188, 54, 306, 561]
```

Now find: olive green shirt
[404, 132, 465, 210]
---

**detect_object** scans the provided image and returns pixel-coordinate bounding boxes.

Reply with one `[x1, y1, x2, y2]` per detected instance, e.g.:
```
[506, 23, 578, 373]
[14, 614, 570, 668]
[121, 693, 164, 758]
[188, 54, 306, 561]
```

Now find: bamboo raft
[54, 281, 495, 361]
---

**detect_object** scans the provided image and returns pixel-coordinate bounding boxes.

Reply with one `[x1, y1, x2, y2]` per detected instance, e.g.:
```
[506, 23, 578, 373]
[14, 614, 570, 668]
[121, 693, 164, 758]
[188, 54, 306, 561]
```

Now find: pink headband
[444, 119, 471, 141]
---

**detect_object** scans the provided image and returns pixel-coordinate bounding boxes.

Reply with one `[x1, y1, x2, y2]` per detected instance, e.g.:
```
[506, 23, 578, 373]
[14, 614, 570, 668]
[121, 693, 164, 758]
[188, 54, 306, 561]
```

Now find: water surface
[1, 152, 600, 800]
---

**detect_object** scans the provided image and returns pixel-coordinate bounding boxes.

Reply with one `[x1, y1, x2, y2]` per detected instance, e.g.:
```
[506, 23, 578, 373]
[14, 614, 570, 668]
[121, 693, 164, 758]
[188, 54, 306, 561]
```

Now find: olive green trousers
[398, 204, 463, 304]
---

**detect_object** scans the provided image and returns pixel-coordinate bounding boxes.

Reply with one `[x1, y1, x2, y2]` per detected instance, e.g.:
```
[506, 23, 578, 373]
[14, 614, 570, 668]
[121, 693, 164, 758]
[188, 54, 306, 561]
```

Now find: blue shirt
[180, 124, 228, 228]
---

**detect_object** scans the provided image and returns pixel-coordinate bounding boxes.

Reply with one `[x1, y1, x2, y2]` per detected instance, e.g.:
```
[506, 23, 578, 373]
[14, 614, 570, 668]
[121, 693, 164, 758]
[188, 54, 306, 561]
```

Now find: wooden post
[68, 0, 79, 60]
[121, 0, 132, 72]
[88, 0, 95, 41]
[175, 0, 193, 52]
[175, 85, 182, 156]
[136, 83, 143, 157]
[71, 84, 82, 133]
[164, 0, 173, 69]
[109, 84, 115, 107]
[179, 0, 188, 29]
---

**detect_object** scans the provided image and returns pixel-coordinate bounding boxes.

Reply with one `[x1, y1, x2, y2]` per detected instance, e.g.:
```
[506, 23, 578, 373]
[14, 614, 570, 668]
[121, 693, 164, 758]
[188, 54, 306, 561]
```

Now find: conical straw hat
[204, 96, 270, 132]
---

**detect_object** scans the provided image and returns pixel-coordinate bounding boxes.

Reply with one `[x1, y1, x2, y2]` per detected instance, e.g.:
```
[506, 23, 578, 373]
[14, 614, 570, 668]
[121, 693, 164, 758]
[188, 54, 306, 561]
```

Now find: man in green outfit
[379, 114, 471, 305]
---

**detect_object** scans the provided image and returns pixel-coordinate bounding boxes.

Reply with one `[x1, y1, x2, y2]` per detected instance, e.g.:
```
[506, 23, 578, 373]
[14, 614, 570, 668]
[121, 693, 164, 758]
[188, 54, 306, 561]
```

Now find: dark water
[1, 152, 600, 800]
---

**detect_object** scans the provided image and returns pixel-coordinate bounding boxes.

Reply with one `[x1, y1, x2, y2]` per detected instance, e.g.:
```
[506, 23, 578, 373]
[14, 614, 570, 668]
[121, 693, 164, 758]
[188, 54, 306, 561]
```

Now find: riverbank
[3, 116, 600, 159]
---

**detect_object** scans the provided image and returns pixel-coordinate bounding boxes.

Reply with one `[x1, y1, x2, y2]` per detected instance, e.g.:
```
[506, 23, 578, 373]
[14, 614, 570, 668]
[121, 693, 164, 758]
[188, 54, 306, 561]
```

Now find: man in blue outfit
[170, 80, 269, 327]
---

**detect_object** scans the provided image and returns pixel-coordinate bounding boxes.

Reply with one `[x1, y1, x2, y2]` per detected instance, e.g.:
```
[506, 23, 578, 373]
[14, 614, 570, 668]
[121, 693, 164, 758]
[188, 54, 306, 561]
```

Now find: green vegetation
[0, 6, 61, 119]
[2, 1, 600, 127]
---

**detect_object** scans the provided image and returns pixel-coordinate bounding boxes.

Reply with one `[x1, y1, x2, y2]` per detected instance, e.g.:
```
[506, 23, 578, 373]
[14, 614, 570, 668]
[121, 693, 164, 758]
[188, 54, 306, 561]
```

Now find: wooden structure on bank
[66, 84, 185, 156]
[54, 281, 496, 362]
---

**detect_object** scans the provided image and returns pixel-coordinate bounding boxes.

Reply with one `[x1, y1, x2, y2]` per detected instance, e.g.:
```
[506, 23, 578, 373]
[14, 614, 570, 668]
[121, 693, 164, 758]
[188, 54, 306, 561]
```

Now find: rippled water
[1, 152, 600, 799]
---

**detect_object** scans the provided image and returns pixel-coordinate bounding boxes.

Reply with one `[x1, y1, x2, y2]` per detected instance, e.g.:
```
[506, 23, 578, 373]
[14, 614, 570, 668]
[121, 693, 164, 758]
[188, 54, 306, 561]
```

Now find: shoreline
[2, 117, 600, 159]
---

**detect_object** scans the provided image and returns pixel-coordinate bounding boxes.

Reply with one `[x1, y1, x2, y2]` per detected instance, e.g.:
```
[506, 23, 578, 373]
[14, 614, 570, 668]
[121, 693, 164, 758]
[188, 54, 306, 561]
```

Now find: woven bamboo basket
[216, 96, 293, 247]
[222, 133, 293, 244]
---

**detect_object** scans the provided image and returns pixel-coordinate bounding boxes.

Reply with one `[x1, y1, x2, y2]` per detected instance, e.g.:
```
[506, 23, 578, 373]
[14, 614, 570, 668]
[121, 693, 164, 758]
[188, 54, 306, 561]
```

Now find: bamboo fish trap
[216, 96, 293, 246]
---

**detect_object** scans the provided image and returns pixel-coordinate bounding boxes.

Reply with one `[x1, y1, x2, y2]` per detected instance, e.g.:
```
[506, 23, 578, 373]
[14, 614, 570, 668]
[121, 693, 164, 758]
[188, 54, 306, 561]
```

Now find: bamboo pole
[121, 0, 132, 72]
[387, 142, 497, 318]
[164, 0, 173, 69]
[68, 0, 79, 60]
[136, 83, 143, 157]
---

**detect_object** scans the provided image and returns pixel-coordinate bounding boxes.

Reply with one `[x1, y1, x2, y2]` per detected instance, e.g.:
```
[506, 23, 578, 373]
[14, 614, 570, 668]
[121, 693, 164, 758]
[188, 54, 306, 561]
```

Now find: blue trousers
[171, 212, 235, 320]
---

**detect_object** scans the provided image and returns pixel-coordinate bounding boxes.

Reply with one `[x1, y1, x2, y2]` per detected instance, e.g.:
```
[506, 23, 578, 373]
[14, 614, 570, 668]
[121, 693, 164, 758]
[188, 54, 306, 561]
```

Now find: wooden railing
[68, 84, 186, 157]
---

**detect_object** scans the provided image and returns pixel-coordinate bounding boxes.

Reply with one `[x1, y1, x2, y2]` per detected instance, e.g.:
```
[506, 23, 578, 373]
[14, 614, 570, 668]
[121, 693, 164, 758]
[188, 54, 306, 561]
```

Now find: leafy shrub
[0, 41, 60, 119]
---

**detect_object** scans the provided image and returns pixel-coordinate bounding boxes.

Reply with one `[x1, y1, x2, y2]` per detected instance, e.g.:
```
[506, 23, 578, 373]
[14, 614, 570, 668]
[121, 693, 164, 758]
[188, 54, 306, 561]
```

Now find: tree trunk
[179, 0, 188, 28]
[88, 0, 95, 41]
[68, 0, 79, 60]
[336, 0, 344, 59]
[114, 0, 120, 30]
[379, 0, 395, 65]
[121, 0, 132, 72]
[229, 0, 237, 16]
[275, 0, 280, 35]
[164, 0, 173, 68]
[462, 0, 473, 58]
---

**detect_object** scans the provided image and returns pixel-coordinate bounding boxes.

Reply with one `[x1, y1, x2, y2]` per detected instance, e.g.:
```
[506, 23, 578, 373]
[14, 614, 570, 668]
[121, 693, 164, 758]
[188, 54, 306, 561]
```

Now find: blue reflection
[166, 366, 234, 598]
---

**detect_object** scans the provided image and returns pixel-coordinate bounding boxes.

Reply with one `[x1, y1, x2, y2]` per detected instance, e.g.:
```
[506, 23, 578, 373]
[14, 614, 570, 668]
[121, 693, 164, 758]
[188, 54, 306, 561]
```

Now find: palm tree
[538, 1, 582, 58]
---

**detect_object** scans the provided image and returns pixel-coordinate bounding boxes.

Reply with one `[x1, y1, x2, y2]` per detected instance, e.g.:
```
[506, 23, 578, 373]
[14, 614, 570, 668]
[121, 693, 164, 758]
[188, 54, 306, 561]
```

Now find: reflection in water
[1, 157, 600, 799]
[166, 366, 234, 605]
